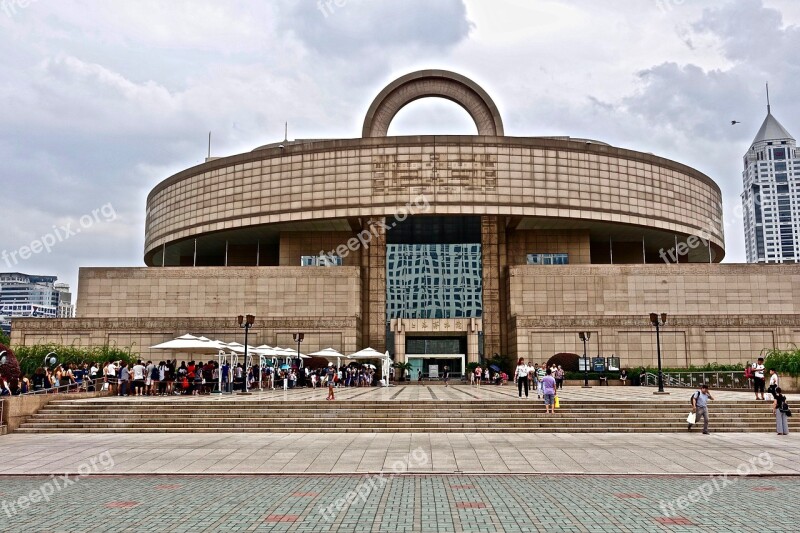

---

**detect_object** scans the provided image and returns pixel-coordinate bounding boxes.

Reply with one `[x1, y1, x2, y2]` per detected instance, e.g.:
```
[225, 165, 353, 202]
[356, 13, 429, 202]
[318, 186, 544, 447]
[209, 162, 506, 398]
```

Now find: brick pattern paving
[2, 475, 797, 532]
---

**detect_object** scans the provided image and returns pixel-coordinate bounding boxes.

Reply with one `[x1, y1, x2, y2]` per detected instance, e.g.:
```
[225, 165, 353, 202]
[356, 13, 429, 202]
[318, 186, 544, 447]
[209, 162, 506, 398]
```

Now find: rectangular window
[300, 255, 342, 266]
[527, 253, 570, 265]
[775, 162, 787, 172]
[773, 148, 787, 160]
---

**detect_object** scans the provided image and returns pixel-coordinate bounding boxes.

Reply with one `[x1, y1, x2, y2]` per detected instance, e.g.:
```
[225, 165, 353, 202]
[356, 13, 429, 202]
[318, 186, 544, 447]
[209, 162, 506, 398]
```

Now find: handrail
[642, 371, 749, 390]
[21, 377, 108, 396]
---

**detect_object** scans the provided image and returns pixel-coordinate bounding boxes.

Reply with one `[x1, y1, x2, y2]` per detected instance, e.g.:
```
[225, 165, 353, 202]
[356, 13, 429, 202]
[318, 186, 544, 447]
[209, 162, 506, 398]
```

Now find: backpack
[744, 365, 753, 379]
[689, 391, 699, 405]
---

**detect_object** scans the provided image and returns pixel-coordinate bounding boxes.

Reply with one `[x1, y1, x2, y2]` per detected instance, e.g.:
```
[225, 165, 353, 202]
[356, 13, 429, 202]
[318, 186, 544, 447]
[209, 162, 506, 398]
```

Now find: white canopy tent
[150, 335, 226, 354]
[308, 347, 345, 370]
[347, 347, 392, 385]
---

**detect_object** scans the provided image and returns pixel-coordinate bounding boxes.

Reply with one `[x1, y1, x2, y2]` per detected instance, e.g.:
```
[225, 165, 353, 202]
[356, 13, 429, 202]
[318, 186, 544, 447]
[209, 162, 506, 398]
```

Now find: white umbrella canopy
[308, 347, 345, 359]
[275, 347, 311, 359]
[151, 335, 226, 353]
[253, 345, 280, 356]
[347, 347, 386, 359]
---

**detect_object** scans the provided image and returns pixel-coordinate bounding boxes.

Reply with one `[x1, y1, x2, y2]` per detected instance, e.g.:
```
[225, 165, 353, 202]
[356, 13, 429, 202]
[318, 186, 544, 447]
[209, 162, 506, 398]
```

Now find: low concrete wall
[1, 391, 108, 434]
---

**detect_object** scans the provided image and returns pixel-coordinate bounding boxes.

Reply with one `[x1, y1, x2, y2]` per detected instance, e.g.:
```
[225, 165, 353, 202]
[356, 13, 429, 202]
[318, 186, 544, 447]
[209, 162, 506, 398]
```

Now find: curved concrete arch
[362, 70, 505, 138]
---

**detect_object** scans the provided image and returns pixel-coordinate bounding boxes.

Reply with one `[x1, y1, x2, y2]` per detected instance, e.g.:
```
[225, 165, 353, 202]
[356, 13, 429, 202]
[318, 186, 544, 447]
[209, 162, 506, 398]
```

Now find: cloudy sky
[1, 0, 798, 296]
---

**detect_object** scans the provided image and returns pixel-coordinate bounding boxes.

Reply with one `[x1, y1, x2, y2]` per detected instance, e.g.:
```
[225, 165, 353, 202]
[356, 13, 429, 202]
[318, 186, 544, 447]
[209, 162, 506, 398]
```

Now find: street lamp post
[578, 332, 591, 388]
[649, 312, 668, 394]
[237, 314, 255, 395]
[293, 332, 304, 389]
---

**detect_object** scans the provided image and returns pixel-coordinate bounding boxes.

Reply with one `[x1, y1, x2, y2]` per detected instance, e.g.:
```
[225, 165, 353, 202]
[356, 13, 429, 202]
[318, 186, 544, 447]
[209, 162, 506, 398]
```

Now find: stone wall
[509, 264, 800, 366]
[76, 266, 361, 319]
[10, 317, 361, 360]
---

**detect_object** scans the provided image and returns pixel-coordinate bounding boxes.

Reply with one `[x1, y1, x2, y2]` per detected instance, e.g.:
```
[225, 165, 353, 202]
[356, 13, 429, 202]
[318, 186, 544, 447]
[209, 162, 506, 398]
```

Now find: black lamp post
[649, 312, 667, 393]
[293, 332, 304, 387]
[237, 314, 255, 395]
[578, 332, 591, 388]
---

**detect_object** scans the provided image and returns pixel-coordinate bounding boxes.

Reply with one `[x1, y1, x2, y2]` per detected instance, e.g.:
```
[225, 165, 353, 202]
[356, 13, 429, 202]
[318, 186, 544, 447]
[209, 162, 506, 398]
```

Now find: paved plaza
[2, 474, 796, 532]
[2, 385, 794, 532]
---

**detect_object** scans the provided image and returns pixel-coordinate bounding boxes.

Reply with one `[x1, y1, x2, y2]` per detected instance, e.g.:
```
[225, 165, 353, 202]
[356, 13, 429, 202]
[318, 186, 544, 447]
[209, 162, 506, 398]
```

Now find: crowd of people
[95, 359, 383, 396]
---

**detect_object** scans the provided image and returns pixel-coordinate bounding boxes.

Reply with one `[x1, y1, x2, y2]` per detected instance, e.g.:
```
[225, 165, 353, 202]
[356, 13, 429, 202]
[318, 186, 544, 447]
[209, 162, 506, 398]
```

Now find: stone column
[391, 319, 406, 365]
[481, 216, 507, 358]
[361, 217, 387, 351]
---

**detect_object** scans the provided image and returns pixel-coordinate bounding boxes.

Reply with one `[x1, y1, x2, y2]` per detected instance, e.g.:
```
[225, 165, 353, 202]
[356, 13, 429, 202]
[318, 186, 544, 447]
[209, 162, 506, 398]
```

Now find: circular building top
[362, 69, 505, 137]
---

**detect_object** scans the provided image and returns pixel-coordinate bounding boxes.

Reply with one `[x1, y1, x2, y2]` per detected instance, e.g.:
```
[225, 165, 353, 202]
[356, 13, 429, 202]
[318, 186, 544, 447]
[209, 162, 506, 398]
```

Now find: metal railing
[642, 371, 749, 390]
[22, 377, 108, 396]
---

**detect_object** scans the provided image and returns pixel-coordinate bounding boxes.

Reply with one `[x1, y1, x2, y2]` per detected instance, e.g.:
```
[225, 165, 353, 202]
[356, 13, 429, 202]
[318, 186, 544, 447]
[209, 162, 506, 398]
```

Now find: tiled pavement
[0, 432, 797, 475]
[2, 475, 795, 532]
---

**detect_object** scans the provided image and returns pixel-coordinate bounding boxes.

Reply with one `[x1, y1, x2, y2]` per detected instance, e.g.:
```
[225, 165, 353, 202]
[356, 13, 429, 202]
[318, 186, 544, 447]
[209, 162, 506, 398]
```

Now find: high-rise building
[0, 273, 63, 321]
[54, 282, 74, 318]
[742, 103, 800, 263]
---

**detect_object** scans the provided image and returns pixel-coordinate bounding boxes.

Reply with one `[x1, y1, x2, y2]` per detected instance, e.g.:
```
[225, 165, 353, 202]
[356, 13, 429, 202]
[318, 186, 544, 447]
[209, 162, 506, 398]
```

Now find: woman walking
[515, 358, 530, 399]
[773, 387, 790, 435]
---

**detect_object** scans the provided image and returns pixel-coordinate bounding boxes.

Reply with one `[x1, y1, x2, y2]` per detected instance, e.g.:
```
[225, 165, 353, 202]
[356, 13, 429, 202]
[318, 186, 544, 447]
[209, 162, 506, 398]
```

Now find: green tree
[392, 361, 412, 381]
[0, 329, 9, 346]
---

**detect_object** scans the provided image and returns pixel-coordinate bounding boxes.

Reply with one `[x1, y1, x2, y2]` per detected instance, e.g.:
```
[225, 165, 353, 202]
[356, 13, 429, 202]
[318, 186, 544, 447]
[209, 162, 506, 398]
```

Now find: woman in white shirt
[768, 369, 779, 398]
[515, 358, 530, 398]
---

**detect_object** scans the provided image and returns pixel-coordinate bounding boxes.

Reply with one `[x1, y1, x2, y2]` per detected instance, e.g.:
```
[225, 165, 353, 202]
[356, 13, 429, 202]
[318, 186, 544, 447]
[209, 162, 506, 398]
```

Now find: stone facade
[510, 264, 800, 366]
[76, 266, 360, 319]
[10, 316, 360, 360]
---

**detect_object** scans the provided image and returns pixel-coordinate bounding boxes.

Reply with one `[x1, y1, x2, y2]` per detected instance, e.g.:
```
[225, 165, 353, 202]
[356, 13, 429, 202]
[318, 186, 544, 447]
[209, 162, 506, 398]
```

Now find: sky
[1, 0, 799, 298]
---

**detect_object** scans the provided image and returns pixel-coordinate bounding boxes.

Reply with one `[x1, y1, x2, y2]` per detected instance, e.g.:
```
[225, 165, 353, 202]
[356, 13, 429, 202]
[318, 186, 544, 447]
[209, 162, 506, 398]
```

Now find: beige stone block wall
[279, 231, 361, 266]
[10, 317, 360, 360]
[509, 264, 800, 317]
[507, 229, 591, 265]
[76, 267, 360, 319]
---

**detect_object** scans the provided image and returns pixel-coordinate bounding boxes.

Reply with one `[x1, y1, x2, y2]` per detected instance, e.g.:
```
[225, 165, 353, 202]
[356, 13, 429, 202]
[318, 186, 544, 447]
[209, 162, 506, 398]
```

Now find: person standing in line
[515, 358, 530, 399]
[541, 368, 557, 414]
[536, 364, 546, 399]
[767, 369, 780, 399]
[753, 358, 766, 400]
[132, 360, 146, 396]
[772, 387, 790, 435]
[691, 383, 715, 435]
[119, 363, 131, 397]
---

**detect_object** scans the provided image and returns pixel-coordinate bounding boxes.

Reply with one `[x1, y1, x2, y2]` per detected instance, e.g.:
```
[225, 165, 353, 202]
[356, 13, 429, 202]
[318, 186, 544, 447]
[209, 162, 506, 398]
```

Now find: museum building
[11, 70, 800, 373]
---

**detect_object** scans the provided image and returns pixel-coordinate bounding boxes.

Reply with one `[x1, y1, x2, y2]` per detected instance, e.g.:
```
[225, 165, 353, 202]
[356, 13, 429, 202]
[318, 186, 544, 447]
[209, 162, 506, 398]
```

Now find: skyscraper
[742, 101, 799, 263]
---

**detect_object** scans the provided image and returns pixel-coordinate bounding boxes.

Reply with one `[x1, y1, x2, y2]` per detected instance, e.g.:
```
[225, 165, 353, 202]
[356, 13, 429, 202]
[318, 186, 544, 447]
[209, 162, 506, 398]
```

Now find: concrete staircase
[15, 398, 779, 433]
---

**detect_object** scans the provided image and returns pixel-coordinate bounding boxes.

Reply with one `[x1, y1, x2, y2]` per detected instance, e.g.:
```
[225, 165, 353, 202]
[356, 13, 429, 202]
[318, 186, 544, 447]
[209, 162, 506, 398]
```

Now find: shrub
[12, 344, 138, 377]
[764, 348, 800, 377]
